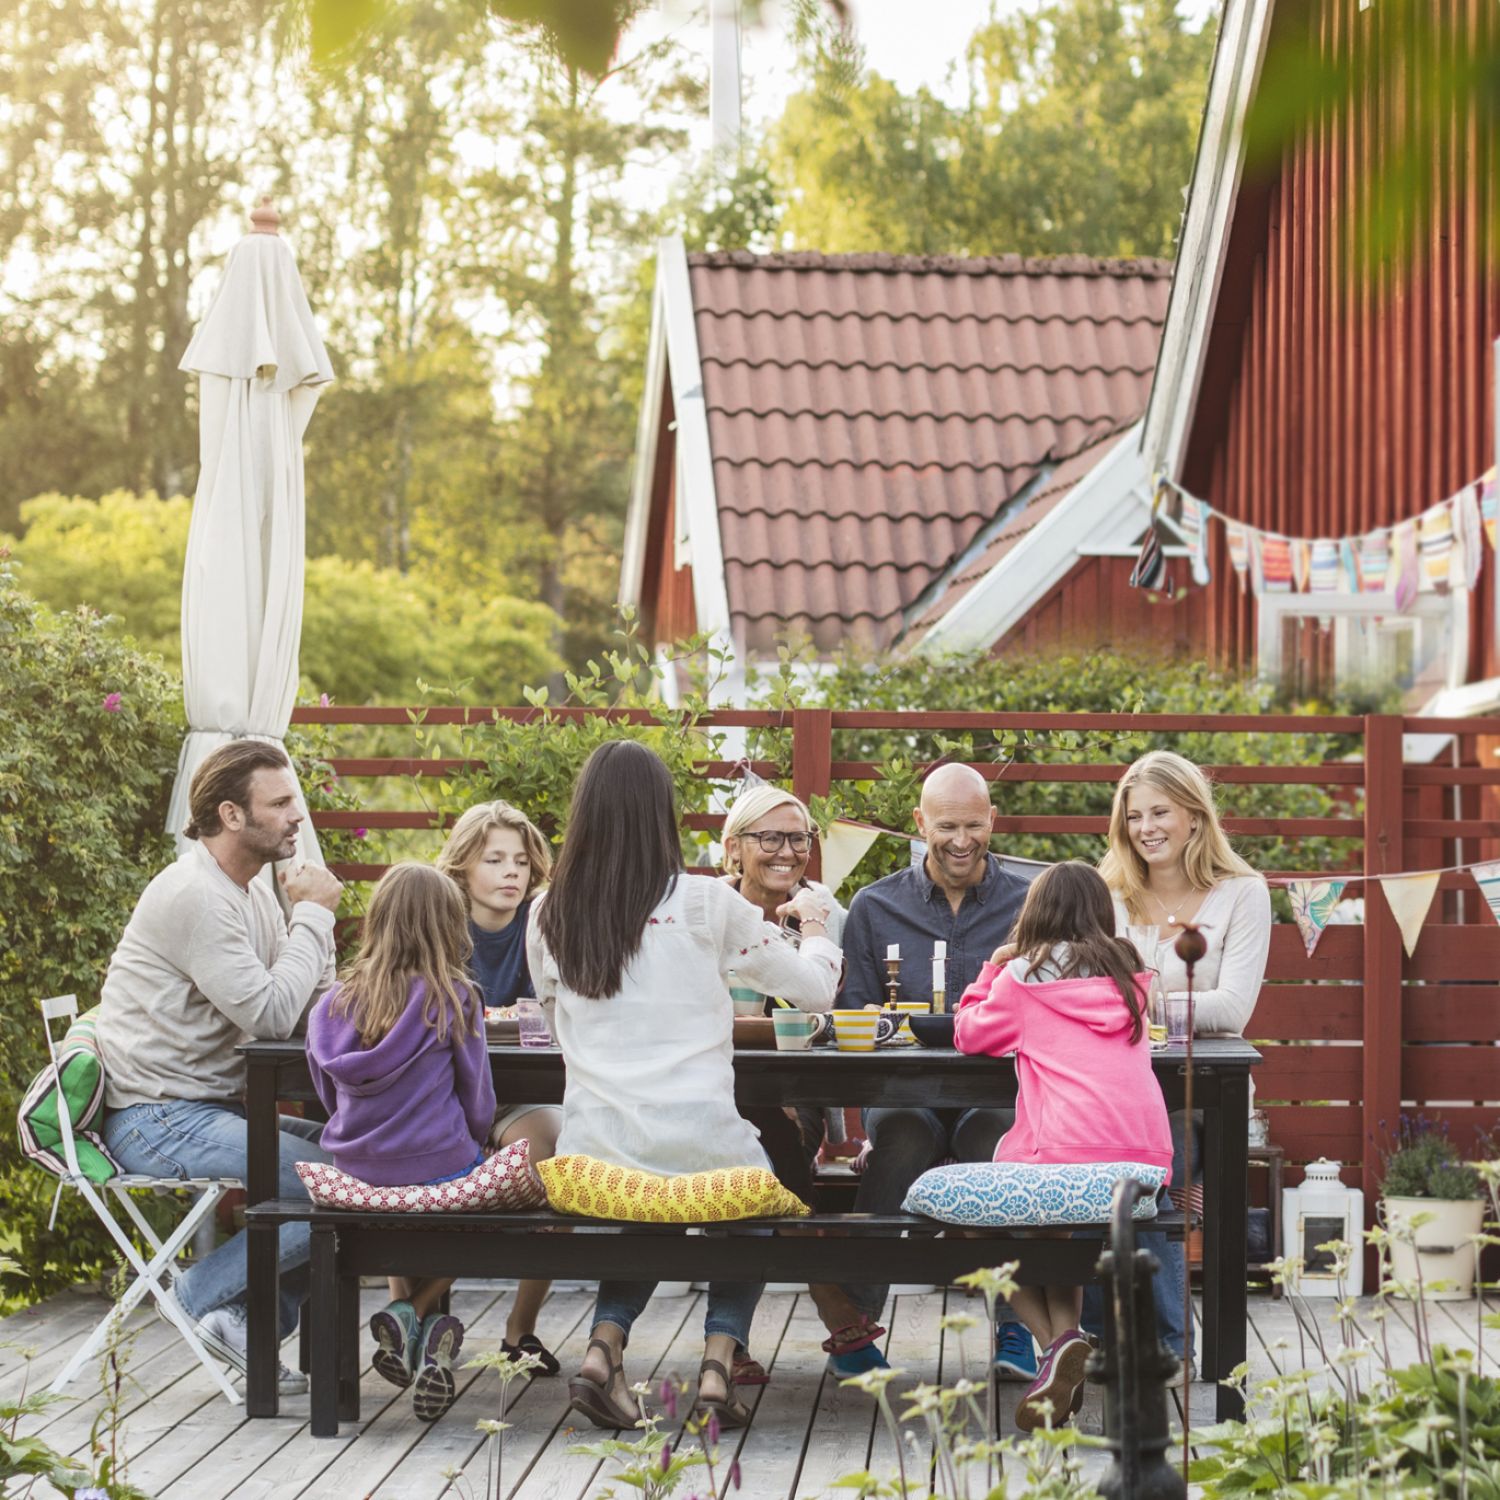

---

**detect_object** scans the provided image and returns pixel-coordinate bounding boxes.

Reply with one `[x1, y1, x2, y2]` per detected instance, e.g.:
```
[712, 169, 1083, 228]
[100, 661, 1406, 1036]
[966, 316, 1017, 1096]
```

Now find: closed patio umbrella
[166, 198, 335, 863]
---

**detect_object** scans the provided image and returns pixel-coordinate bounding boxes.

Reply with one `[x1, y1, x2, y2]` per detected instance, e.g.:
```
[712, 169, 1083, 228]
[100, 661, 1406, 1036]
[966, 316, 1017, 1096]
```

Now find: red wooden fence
[289, 706, 1500, 1205]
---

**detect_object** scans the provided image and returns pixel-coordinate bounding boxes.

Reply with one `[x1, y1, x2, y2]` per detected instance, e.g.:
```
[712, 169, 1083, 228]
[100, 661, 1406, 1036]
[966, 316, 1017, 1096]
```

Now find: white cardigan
[527, 876, 842, 1175]
[1114, 875, 1273, 1036]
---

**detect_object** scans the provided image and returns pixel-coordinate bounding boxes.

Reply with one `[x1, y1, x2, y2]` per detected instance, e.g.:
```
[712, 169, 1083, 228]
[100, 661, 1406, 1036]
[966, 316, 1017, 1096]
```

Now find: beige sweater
[97, 841, 336, 1107]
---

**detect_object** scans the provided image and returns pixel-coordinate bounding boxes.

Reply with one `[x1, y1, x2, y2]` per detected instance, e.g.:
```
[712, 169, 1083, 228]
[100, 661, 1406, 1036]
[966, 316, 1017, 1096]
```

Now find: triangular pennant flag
[1179, 496, 1211, 586]
[1380, 871, 1440, 957]
[1259, 533, 1292, 593]
[1309, 539, 1341, 593]
[1418, 502, 1455, 593]
[1393, 520, 1420, 610]
[1226, 521, 1251, 590]
[1470, 861, 1500, 927]
[1288, 879, 1348, 956]
[1456, 483, 1483, 590]
[1129, 520, 1166, 590]
[1291, 538, 1312, 591]
[1359, 528, 1390, 592]
[819, 820, 883, 897]
[1339, 537, 1361, 593]
[1481, 471, 1498, 550]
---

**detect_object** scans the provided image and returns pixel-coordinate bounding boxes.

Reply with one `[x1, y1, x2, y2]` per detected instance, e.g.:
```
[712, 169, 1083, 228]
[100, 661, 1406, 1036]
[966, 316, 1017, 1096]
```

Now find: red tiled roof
[906, 423, 1137, 639]
[689, 251, 1170, 653]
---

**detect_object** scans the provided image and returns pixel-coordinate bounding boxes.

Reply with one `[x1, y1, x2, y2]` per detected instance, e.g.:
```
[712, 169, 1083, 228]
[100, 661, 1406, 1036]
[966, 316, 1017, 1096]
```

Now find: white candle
[933, 940, 947, 961]
[886, 943, 900, 961]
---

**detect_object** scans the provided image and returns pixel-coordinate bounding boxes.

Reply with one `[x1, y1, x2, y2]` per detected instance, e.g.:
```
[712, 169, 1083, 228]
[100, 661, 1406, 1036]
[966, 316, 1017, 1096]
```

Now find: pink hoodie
[954, 959, 1172, 1174]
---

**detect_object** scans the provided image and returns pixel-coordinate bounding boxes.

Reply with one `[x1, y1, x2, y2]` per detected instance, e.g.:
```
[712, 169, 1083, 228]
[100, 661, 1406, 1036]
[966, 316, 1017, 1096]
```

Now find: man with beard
[830, 763, 1038, 1378]
[97, 740, 342, 1395]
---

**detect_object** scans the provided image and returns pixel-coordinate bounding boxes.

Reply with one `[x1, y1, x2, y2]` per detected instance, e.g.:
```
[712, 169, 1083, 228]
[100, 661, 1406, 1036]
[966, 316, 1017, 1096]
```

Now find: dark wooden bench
[246, 1199, 1186, 1436]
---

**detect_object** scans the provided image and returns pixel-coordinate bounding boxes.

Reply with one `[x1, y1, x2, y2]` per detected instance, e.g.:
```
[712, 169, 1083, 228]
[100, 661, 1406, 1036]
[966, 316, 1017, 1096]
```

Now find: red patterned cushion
[294, 1139, 545, 1213]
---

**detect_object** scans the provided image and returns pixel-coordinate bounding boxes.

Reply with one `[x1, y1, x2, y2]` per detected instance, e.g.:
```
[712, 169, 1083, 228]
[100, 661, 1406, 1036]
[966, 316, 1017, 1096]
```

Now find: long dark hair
[1010, 861, 1147, 1043]
[536, 740, 684, 998]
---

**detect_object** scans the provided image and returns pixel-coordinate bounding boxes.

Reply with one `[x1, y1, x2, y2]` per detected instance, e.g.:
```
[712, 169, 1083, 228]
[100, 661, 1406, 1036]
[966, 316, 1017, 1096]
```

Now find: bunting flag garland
[1418, 503, 1455, 593]
[1309, 539, 1340, 593]
[1292, 537, 1312, 592]
[1471, 860, 1500, 927]
[1380, 871, 1442, 958]
[1179, 495, 1212, 586]
[1392, 520, 1420, 610]
[1482, 470, 1499, 550]
[1226, 522, 1251, 588]
[819, 820, 884, 897]
[1259, 533, 1293, 592]
[1288, 879, 1348, 956]
[1339, 538, 1360, 593]
[1457, 484, 1483, 590]
[1359, 529, 1390, 592]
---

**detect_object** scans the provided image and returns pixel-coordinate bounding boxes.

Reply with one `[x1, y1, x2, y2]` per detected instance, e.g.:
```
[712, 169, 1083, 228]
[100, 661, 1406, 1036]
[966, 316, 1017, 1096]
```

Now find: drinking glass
[1165, 993, 1190, 1045]
[516, 998, 552, 1049]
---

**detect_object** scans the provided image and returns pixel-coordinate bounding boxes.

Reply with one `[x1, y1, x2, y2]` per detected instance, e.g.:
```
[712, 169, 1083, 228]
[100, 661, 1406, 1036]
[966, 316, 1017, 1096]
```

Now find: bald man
[832, 763, 1040, 1379]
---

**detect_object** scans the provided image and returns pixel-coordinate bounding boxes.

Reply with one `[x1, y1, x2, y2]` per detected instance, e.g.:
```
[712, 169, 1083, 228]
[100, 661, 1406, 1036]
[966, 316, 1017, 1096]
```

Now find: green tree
[766, 0, 1215, 260]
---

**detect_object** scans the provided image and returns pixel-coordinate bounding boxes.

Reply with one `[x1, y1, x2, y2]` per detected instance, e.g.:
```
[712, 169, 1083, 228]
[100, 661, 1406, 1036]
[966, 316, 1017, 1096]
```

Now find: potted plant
[1378, 1117, 1487, 1301]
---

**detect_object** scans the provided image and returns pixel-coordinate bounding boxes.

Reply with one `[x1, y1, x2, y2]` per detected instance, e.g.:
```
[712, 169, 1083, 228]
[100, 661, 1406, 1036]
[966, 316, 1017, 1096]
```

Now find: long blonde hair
[333, 863, 477, 1047]
[721, 785, 813, 879]
[437, 800, 552, 902]
[1098, 751, 1260, 921]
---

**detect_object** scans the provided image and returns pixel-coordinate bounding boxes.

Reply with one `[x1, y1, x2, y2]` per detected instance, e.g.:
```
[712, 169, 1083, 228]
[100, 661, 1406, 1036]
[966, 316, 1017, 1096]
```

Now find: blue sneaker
[994, 1322, 1039, 1382]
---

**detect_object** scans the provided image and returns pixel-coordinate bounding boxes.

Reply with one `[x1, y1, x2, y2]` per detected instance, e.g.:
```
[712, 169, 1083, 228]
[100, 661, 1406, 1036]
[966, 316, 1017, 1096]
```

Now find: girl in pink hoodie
[955, 861, 1171, 1429]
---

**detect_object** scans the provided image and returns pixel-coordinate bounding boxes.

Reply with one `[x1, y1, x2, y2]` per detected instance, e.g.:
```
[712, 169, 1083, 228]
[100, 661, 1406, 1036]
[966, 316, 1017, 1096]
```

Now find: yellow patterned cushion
[537, 1155, 810, 1223]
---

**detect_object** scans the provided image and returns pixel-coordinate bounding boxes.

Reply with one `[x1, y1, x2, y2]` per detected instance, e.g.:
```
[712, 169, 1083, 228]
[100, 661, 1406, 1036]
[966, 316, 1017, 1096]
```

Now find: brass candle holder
[883, 956, 902, 1009]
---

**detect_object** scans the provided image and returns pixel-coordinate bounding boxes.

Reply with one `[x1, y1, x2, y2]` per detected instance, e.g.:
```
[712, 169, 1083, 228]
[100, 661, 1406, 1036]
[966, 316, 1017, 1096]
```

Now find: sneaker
[370, 1300, 421, 1389]
[412, 1312, 465, 1422]
[1165, 1353, 1198, 1388]
[1015, 1330, 1091, 1433]
[994, 1323, 1040, 1382]
[192, 1302, 309, 1396]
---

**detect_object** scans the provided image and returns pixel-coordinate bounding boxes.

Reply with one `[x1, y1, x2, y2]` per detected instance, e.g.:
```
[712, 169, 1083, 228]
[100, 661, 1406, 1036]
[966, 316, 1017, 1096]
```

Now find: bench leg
[311, 1226, 341, 1437]
[1204, 1073, 1249, 1421]
[246, 1217, 280, 1418]
[299, 1304, 312, 1374]
[338, 1264, 361, 1423]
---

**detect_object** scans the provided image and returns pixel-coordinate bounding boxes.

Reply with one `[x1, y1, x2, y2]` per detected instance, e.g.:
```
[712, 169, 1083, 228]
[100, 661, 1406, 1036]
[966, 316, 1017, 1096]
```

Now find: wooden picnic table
[240, 1036, 1258, 1421]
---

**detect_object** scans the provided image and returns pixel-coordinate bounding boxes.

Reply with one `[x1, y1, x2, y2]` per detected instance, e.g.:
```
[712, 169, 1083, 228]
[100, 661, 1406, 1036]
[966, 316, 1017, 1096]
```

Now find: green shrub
[0, 554, 183, 1306]
[1380, 1117, 1484, 1201]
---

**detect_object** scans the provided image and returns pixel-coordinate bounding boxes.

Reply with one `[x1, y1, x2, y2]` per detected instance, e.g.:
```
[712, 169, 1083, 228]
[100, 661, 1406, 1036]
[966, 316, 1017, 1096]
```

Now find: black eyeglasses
[739, 831, 815, 854]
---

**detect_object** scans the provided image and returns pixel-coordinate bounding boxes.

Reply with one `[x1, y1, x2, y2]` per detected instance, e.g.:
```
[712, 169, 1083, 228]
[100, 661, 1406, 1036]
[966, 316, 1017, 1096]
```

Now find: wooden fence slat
[1249, 986, 1363, 1039]
[1405, 819, 1500, 838]
[826, 762, 1368, 785]
[1402, 987, 1500, 1042]
[1406, 927, 1500, 978]
[1403, 1048, 1500, 1101]
[1262, 1104, 1363, 1162]
[1254, 1045, 1365, 1099]
[826, 711, 1365, 732]
[1265, 923, 1363, 979]
[986, 816, 1363, 836]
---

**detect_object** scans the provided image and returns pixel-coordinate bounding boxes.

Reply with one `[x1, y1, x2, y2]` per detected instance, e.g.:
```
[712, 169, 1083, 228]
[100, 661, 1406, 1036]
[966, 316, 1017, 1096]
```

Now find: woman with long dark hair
[529, 741, 842, 1431]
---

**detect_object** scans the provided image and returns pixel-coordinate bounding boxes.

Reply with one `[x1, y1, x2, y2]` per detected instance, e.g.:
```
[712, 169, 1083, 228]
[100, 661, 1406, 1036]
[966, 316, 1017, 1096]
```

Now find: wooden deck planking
[6, 1287, 1495, 1500]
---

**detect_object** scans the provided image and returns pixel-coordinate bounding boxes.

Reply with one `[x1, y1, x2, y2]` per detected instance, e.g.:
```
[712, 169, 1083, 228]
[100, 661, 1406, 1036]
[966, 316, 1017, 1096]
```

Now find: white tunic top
[1113, 875, 1273, 1036]
[527, 875, 842, 1175]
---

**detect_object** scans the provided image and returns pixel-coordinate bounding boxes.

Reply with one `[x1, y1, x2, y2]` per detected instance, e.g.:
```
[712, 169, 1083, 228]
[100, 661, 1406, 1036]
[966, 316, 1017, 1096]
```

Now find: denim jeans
[102, 1099, 329, 1339]
[594, 1279, 763, 1348]
[848, 1106, 1016, 1322]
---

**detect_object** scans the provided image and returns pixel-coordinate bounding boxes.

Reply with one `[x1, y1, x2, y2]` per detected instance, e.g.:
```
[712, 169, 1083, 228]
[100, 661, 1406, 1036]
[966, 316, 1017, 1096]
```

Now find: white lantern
[1281, 1158, 1365, 1297]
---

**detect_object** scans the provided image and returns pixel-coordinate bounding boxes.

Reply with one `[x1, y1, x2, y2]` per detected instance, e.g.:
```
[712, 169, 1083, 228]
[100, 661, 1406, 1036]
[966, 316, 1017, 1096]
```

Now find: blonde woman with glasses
[437, 801, 562, 1376]
[1098, 749, 1272, 1380]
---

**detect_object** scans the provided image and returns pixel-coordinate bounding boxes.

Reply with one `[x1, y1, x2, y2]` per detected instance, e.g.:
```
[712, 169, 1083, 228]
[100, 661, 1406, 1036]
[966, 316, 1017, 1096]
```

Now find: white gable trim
[913, 425, 1151, 656]
[1140, 0, 1278, 481]
[619, 236, 733, 642]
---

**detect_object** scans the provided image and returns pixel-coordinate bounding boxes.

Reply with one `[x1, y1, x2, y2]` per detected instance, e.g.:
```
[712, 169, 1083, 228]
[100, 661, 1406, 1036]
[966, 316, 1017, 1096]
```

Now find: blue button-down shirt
[839, 854, 1038, 1009]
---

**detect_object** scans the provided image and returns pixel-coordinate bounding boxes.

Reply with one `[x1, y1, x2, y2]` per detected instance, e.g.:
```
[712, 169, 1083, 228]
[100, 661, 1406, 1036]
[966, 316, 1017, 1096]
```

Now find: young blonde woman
[437, 801, 562, 1375]
[1098, 749, 1273, 1376]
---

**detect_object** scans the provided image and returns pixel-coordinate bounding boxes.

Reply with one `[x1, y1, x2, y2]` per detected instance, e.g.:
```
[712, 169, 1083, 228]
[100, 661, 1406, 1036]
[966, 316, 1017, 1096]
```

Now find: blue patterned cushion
[902, 1161, 1169, 1227]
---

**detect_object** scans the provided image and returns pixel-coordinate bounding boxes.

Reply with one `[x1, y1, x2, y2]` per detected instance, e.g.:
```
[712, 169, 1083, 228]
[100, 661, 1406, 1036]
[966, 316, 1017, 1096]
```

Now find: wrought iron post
[1091, 1178, 1186, 1500]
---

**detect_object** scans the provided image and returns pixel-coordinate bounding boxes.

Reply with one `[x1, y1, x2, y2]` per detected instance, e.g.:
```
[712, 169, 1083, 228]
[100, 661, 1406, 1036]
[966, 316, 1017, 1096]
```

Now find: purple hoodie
[306, 979, 496, 1186]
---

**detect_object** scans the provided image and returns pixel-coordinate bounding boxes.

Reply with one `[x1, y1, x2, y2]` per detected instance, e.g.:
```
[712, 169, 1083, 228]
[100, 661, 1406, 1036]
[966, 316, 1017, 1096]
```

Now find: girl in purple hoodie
[307, 863, 496, 1423]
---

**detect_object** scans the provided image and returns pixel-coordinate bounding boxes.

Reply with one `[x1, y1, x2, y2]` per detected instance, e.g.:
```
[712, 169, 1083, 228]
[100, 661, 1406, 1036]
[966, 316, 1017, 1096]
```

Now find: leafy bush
[1380, 1117, 1484, 1201]
[0, 555, 183, 1306]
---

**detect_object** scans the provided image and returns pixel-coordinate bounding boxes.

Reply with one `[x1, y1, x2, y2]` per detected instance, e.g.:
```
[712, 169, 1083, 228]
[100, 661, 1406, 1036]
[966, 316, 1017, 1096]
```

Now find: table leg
[1202, 1068, 1249, 1421]
[245, 1060, 281, 1418]
[338, 1262, 360, 1424]
[311, 1226, 340, 1438]
[246, 1216, 279, 1418]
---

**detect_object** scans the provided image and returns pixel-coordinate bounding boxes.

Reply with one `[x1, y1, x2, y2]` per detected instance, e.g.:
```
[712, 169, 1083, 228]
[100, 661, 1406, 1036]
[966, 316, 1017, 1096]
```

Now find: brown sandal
[568, 1338, 641, 1430]
[694, 1357, 752, 1431]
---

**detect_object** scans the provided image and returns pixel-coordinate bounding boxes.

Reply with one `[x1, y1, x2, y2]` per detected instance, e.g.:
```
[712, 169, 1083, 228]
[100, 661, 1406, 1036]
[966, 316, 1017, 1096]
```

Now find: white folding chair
[37, 995, 243, 1403]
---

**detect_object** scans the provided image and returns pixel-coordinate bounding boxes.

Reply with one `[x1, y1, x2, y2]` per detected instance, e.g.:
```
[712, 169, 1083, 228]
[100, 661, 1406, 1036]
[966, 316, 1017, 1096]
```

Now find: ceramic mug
[772, 1011, 818, 1051]
[892, 1000, 930, 1041]
[831, 1010, 880, 1053]
[730, 989, 766, 1018]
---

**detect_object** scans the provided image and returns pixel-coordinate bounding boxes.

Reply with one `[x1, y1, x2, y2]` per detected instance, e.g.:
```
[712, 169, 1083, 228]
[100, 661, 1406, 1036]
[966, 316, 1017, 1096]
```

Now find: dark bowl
[908, 1013, 956, 1049]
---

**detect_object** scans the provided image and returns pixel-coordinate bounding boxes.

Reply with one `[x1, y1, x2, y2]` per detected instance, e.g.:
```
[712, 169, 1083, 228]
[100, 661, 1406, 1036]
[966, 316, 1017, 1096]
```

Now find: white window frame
[1256, 589, 1469, 700]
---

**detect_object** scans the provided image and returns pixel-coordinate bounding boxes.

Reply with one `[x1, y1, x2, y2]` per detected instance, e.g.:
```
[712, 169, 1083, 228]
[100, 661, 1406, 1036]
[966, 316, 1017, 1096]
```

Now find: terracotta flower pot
[1381, 1195, 1485, 1300]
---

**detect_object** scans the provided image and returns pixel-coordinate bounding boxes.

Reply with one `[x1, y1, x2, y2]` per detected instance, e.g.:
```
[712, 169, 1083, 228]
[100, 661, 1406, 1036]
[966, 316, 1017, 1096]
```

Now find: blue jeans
[102, 1100, 329, 1339]
[850, 1106, 1017, 1323]
[594, 1279, 762, 1348]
